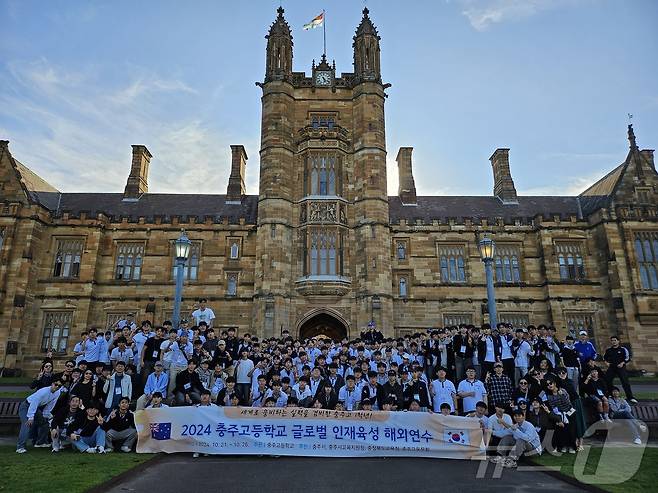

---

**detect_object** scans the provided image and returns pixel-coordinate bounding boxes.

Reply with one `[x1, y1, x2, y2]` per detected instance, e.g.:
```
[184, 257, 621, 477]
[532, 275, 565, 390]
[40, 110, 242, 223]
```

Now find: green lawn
[532, 446, 658, 493]
[0, 391, 31, 399]
[0, 445, 155, 493]
[629, 376, 658, 383]
[0, 377, 32, 386]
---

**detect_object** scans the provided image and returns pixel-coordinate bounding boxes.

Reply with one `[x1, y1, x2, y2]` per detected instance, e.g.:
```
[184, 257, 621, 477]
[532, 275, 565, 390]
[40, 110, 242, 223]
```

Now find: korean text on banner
[135, 407, 485, 460]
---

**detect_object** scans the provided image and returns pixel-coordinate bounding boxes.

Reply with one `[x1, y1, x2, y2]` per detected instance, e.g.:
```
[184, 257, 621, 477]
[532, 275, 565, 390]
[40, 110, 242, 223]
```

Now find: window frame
[437, 243, 467, 284]
[634, 231, 658, 290]
[304, 228, 342, 277]
[114, 242, 145, 282]
[228, 237, 242, 260]
[226, 272, 239, 297]
[303, 152, 342, 197]
[493, 243, 522, 284]
[40, 311, 73, 354]
[52, 237, 84, 279]
[555, 241, 586, 281]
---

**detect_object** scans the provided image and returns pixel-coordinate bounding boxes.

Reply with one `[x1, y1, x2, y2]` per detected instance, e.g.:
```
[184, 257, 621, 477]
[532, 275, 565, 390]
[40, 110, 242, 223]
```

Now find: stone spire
[353, 7, 381, 82]
[265, 7, 293, 82]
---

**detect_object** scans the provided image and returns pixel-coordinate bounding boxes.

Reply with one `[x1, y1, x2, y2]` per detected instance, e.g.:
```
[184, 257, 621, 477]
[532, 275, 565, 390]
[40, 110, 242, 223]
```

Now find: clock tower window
[311, 113, 336, 129]
[306, 154, 339, 196]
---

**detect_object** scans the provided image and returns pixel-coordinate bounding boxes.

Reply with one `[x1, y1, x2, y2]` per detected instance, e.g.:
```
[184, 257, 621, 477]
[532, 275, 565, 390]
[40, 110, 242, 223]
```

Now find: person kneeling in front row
[68, 401, 107, 454]
[495, 408, 543, 468]
[104, 397, 137, 453]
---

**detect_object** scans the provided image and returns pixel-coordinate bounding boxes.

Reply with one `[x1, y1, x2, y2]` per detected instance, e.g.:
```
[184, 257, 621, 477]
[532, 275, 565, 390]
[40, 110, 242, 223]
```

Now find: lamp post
[478, 235, 497, 328]
[172, 231, 192, 329]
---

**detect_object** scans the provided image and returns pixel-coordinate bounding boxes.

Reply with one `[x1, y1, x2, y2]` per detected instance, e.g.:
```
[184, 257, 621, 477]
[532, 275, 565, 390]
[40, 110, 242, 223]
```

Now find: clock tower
[253, 8, 393, 339]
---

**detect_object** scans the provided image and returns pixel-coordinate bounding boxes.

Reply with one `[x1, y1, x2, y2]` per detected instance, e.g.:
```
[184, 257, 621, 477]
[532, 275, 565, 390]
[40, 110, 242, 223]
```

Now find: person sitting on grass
[608, 386, 646, 445]
[495, 408, 543, 468]
[50, 394, 84, 452]
[16, 379, 63, 454]
[68, 401, 107, 454]
[103, 397, 137, 453]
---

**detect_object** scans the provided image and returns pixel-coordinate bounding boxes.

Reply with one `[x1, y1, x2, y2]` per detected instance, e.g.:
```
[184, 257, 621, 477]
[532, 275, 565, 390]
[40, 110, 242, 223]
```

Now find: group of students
[16, 310, 647, 467]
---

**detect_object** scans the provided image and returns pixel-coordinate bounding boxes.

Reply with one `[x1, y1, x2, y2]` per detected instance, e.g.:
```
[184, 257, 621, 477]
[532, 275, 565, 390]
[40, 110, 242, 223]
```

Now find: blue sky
[1, 0, 656, 196]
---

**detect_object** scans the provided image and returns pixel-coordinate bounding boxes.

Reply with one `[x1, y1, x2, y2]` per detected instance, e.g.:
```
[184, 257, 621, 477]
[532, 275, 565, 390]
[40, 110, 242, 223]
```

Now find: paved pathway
[105, 455, 581, 493]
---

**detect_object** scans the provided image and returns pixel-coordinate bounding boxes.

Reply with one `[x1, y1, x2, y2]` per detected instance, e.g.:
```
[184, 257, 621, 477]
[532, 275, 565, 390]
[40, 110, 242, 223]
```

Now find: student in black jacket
[382, 370, 404, 411]
[603, 336, 637, 404]
[317, 381, 339, 410]
[103, 397, 137, 452]
[174, 359, 203, 406]
[453, 326, 475, 382]
[403, 367, 430, 410]
[67, 401, 106, 454]
[50, 395, 84, 452]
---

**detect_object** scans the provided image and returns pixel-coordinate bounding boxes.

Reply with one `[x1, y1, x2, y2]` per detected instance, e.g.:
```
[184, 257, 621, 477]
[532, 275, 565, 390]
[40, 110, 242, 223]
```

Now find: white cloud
[519, 171, 607, 196]
[0, 58, 250, 195]
[458, 0, 587, 31]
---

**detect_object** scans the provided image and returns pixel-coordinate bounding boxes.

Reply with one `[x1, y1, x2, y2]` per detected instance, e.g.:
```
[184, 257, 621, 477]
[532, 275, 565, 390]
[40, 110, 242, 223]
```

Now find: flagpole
[323, 10, 326, 58]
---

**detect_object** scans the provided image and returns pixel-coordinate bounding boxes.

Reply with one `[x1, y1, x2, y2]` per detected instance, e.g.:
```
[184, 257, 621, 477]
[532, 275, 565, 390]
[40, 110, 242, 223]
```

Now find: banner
[135, 407, 485, 459]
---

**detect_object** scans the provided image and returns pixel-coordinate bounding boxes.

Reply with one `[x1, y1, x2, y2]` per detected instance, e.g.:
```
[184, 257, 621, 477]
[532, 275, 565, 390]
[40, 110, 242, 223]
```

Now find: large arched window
[305, 228, 342, 277]
[306, 154, 339, 196]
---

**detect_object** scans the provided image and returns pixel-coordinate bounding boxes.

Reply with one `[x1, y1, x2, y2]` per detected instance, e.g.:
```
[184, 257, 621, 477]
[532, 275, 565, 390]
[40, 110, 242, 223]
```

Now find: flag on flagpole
[303, 12, 324, 30]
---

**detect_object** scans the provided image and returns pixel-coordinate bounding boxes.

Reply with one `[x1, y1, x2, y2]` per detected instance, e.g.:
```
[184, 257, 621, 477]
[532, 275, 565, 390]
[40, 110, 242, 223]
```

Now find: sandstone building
[1, 8, 657, 372]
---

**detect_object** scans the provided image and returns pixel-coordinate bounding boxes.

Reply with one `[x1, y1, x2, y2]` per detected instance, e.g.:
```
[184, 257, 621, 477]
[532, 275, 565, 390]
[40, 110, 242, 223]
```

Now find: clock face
[315, 71, 332, 86]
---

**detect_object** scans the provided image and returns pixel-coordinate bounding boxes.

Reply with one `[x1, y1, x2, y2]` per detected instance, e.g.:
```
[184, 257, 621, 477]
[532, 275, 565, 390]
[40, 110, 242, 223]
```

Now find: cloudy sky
[1, 0, 656, 197]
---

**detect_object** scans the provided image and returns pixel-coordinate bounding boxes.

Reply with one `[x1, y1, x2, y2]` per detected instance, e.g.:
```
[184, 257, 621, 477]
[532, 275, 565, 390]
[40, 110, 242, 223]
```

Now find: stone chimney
[641, 149, 655, 171]
[226, 145, 247, 203]
[123, 145, 152, 200]
[396, 147, 417, 205]
[490, 148, 518, 204]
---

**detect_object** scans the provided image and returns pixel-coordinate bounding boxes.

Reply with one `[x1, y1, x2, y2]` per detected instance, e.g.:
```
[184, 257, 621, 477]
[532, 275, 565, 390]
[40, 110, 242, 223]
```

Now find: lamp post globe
[478, 235, 497, 327]
[172, 231, 192, 329]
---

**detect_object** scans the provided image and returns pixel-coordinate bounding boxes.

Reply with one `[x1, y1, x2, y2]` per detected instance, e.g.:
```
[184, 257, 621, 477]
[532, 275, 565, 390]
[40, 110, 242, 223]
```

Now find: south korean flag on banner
[444, 430, 469, 446]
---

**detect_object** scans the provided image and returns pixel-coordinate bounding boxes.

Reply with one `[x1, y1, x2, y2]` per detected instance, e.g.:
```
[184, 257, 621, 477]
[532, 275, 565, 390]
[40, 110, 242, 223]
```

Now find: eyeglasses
[65, 364, 74, 368]
[53, 383, 62, 388]
[519, 381, 528, 385]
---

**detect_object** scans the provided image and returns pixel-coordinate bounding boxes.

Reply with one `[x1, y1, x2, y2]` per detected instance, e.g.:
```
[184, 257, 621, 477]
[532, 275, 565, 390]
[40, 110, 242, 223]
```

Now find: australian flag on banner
[150, 422, 172, 441]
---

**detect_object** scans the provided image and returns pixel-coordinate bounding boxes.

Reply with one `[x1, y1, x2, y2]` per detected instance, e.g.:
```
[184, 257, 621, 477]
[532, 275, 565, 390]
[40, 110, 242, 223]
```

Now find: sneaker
[489, 456, 503, 463]
[549, 449, 561, 456]
[85, 447, 97, 454]
[16, 448, 27, 454]
[605, 417, 613, 423]
[568, 448, 576, 454]
[104, 447, 114, 453]
[633, 438, 642, 445]
[51, 444, 60, 453]
[120, 446, 131, 453]
[599, 417, 606, 422]
[577, 445, 585, 452]
[630, 398, 639, 405]
[192, 452, 200, 458]
[34, 443, 50, 448]
[560, 447, 568, 453]
[503, 457, 517, 468]
[96, 446, 106, 454]
[51, 448, 59, 453]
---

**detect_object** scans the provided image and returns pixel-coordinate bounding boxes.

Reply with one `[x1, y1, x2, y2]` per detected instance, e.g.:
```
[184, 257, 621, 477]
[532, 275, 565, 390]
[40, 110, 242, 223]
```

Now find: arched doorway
[298, 311, 348, 342]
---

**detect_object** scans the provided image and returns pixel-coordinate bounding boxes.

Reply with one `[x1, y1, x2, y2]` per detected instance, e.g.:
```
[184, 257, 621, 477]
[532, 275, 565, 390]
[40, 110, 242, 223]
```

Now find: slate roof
[56, 193, 259, 224]
[388, 196, 582, 224]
